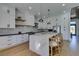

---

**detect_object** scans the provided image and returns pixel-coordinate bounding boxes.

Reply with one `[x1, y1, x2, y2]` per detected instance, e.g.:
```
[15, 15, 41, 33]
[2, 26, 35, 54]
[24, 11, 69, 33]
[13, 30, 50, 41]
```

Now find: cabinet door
[0, 6, 8, 28]
[7, 35, 22, 47]
[0, 36, 9, 49]
[21, 34, 28, 42]
[8, 35, 23, 46]
[8, 34, 28, 46]
[8, 7, 15, 28]
[14, 35, 22, 44]
[7, 36, 17, 46]
[0, 5, 15, 28]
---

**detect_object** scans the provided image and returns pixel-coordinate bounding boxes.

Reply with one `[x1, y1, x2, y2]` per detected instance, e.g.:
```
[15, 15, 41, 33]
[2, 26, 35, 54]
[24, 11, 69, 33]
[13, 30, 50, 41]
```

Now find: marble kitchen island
[29, 32, 58, 56]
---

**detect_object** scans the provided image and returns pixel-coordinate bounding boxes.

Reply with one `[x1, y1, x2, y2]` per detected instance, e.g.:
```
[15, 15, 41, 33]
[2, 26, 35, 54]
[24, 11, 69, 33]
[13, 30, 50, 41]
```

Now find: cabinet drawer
[0, 44, 8, 49]
[21, 34, 28, 41]
[0, 36, 9, 44]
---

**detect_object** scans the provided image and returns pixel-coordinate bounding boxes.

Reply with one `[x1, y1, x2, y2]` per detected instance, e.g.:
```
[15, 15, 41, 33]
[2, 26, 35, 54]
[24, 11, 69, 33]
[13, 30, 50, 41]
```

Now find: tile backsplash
[0, 26, 37, 35]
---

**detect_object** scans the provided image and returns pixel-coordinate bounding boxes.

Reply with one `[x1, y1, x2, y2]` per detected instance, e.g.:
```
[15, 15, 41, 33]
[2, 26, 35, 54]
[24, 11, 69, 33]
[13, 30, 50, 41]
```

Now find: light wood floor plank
[0, 42, 39, 56]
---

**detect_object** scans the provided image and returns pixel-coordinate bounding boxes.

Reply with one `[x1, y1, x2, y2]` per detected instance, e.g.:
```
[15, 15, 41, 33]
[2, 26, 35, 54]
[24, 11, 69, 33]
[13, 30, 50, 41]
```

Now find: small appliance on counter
[18, 31, 22, 34]
[48, 29, 53, 32]
[28, 32, 35, 35]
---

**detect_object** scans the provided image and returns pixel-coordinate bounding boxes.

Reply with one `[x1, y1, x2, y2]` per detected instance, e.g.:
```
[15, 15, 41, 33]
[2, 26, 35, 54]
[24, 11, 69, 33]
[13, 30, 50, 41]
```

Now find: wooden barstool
[49, 35, 61, 56]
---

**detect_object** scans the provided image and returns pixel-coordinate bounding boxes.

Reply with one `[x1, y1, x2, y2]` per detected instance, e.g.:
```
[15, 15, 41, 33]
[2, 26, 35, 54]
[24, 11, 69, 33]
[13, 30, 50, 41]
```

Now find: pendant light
[47, 9, 51, 24]
[39, 4, 43, 22]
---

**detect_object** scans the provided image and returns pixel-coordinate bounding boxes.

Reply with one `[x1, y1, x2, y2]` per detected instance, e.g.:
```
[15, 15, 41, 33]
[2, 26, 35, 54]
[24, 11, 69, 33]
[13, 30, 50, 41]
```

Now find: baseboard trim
[29, 49, 41, 56]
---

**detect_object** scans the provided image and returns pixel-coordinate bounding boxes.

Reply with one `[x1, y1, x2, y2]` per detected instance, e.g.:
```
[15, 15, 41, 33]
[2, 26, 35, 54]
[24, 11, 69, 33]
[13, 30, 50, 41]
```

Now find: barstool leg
[51, 47, 52, 56]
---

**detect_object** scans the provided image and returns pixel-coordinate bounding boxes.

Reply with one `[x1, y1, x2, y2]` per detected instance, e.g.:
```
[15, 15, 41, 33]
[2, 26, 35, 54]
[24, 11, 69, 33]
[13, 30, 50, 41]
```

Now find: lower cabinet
[0, 37, 9, 49]
[0, 34, 28, 50]
[29, 35, 49, 56]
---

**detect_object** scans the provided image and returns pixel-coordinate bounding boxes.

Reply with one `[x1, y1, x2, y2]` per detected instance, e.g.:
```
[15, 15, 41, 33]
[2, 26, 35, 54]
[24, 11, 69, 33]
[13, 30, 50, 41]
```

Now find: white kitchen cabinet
[0, 5, 15, 28]
[21, 34, 28, 42]
[8, 34, 28, 45]
[0, 36, 15, 49]
[0, 36, 9, 49]
[0, 34, 28, 50]
[8, 7, 15, 28]
[29, 34, 49, 56]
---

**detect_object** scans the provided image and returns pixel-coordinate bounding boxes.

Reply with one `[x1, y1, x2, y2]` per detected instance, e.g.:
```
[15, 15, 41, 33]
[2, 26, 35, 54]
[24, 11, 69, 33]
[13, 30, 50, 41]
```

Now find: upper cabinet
[0, 5, 15, 28]
[0, 5, 35, 28]
[15, 8, 35, 26]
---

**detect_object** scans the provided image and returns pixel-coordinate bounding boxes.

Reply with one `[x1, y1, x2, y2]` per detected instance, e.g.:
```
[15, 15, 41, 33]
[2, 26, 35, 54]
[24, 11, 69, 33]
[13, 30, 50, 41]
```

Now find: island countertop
[30, 32, 58, 38]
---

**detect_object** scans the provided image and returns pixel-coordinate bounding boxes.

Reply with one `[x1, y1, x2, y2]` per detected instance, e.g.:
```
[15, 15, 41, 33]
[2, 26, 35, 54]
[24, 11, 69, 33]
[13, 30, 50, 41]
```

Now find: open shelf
[15, 19, 26, 22]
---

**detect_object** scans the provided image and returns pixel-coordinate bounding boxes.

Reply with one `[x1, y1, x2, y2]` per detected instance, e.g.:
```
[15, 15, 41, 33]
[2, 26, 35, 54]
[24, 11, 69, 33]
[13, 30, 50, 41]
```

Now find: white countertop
[32, 32, 57, 35]
[31, 32, 58, 38]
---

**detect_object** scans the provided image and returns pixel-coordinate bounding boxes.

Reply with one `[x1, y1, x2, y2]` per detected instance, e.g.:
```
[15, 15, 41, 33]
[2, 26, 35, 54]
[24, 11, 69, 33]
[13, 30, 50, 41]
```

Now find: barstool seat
[49, 41, 58, 47]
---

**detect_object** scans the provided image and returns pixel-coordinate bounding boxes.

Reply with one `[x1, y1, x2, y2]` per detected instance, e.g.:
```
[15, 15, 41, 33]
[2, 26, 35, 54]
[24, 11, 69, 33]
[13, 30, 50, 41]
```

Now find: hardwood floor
[61, 36, 79, 56]
[0, 42, 39, 56]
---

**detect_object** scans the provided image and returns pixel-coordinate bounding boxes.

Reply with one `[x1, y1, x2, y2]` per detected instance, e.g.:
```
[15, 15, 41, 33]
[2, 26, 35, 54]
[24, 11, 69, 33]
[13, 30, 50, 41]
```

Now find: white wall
[58, 12, 70, 41]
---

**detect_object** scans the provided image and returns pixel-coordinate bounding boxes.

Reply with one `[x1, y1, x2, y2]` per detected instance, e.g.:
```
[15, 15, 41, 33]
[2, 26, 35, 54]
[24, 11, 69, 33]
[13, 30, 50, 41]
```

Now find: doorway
[70, 22, 76, 37]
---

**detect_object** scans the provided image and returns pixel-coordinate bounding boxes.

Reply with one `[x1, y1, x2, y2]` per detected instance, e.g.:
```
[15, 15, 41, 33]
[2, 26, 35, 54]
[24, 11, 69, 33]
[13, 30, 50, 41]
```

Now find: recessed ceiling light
[64, 11, 66, 13]
[28, 6, 32, 10]
[62, 4, 66, 6]
[38, 12, 40, 15]
[48, 9, 50, 12]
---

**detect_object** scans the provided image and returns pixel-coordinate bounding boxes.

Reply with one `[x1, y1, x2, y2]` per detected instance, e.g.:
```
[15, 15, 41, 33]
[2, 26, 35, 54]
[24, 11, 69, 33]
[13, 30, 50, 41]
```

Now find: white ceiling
[2, 3, 79, 18]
